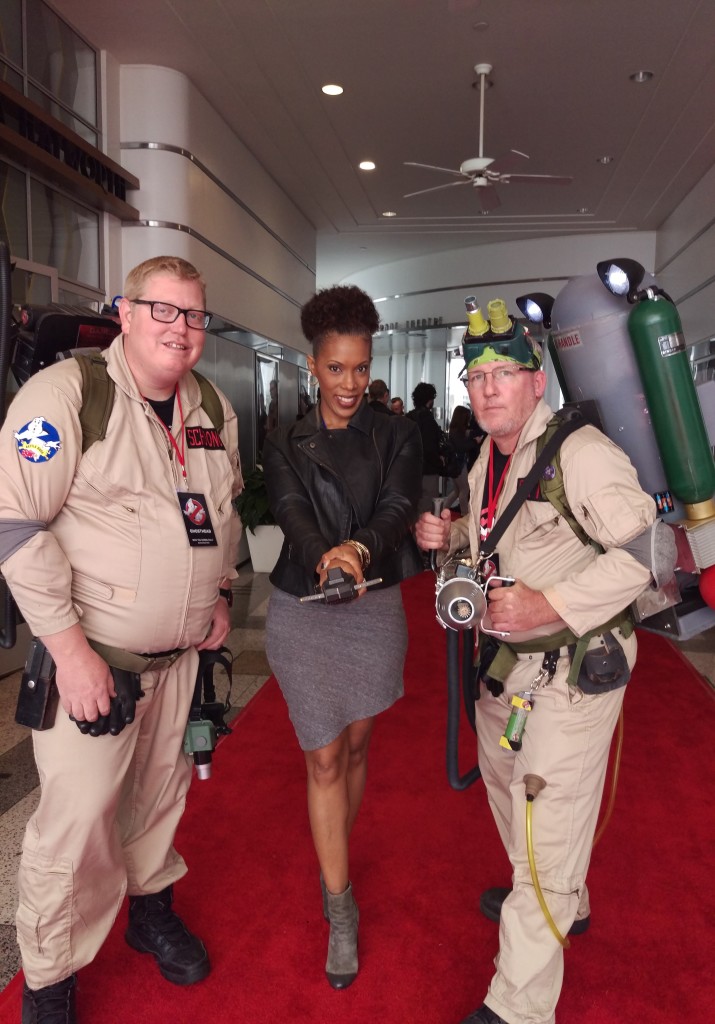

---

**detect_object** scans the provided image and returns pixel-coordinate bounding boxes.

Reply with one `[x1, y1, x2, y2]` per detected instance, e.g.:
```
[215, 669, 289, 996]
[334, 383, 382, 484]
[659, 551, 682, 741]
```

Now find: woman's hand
[315, 544, 365, 595]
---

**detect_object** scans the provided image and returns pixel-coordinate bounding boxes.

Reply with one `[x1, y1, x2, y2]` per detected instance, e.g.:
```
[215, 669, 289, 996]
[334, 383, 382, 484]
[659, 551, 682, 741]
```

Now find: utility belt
[478, 608, 634, 697]
[87, 639, 188, 674]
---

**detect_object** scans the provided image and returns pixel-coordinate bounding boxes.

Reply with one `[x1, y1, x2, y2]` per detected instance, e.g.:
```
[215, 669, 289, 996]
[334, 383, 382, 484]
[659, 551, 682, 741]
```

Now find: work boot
[325, 882, 359, 989]
[459, 1004, 509, 1023]
[125, 884, 210, 985]
[479, 886, 591, 935]
[22, 974, 77, 1024]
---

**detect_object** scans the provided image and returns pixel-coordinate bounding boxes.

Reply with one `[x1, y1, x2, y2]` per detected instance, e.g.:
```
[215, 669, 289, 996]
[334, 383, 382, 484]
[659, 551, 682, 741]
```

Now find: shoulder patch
[14, 417, 63, 463]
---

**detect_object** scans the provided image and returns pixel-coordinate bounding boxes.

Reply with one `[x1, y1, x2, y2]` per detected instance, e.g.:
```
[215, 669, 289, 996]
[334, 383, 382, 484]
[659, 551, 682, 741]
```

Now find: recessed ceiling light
[480, 209, 490, 216]
[382, 211, 397, 217]
[597, 155, 613, 164]
[577, 207, 589, 214]
[629, 70, 654, 83]
[322, 84, 343, 96]
[472, 21, 489, 31]
[359, 161, 376, 171]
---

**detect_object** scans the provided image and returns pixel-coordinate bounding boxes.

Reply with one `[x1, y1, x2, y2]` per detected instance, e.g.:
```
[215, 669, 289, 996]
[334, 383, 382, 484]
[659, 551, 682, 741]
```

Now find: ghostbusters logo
[182, 496, 207, 525]
[14, 417, 62, 463]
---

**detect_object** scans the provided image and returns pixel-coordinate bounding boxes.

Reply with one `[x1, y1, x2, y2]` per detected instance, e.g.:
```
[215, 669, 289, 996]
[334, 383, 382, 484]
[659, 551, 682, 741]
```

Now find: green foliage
[234, 465, 276, 535]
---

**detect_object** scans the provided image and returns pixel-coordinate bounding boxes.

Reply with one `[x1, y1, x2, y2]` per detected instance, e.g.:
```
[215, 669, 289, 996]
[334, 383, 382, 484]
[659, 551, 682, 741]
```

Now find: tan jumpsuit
[0, 336, 242, 988]
[448, 399, 655, 1024]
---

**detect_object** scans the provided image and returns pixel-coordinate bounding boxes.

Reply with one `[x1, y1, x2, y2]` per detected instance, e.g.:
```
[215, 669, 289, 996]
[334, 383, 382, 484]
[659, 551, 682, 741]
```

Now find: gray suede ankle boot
[325, 882, 359, 989]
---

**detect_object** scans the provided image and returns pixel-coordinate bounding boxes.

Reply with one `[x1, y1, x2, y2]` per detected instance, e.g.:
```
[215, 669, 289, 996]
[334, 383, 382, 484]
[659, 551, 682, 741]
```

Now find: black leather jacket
[263, 401, 424, 597]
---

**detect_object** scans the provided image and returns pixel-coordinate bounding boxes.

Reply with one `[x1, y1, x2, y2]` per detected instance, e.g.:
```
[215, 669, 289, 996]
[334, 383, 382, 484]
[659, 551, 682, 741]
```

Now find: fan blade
[477, 185, 501, 212]
[404, 180, 473, 198]
[499, 173, 573, 185]
[487, 150, 530, 175]
[404, 161, 465, 178]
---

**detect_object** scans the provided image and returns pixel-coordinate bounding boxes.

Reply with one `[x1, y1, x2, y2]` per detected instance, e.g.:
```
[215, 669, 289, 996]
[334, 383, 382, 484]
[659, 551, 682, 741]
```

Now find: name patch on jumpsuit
[185, 426, 224, 450]
[14, 417, 62, 463]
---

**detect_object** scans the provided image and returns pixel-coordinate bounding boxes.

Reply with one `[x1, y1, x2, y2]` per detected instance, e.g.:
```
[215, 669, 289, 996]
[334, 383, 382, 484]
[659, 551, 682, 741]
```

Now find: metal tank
[550, 274, 670, 502]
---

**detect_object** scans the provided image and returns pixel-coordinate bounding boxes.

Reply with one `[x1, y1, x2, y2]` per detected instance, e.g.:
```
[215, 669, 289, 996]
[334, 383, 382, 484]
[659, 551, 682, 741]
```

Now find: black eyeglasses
[132, 299, 212, 330]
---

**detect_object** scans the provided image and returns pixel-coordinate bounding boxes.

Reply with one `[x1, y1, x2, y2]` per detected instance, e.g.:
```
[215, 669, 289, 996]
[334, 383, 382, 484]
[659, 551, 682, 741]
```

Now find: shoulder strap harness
[479, 408, 633, 685]
[75, 353, 224, 453]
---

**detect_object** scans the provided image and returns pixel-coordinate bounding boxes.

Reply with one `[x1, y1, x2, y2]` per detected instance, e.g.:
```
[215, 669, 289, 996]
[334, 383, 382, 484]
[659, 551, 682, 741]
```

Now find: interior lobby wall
[343, 231, 658, 329]
[116, 65, 316, 352]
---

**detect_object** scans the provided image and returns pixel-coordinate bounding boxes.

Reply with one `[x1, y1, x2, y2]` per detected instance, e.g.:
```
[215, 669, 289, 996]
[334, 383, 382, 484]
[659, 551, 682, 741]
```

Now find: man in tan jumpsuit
[0, 256, 242, 1023]
[416, 325, 659, 1024]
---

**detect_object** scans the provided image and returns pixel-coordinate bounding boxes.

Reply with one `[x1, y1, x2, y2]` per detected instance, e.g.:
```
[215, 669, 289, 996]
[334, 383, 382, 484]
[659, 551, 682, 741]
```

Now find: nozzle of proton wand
[193, 751, 212, 780]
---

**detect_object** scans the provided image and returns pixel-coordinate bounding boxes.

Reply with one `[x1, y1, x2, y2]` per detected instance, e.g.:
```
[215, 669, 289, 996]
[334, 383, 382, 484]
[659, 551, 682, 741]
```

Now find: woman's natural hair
[124, 256, 206, 305]
[411, 382, 437, 408]
[300, 285, 379, 352]
[449, 405, 471, 434]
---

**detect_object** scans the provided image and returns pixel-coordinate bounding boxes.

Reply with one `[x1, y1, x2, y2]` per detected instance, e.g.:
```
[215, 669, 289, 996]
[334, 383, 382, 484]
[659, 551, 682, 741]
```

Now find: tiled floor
[0, 572, 712, 993]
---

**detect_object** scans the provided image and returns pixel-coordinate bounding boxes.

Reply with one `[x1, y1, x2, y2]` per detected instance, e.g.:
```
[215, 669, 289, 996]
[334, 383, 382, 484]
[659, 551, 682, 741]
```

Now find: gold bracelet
[342, 538, 371, 570]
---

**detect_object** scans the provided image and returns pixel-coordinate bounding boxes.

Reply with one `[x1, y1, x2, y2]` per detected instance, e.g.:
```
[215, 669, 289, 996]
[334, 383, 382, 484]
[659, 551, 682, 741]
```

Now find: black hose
[445, 627, 481, 790]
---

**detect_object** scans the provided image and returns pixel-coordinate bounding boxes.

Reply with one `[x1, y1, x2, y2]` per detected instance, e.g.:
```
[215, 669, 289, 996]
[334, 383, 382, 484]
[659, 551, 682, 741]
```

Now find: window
[26, 0, 98, 130]
[30, 179, 100, 289]
[0, 160, 29, 258]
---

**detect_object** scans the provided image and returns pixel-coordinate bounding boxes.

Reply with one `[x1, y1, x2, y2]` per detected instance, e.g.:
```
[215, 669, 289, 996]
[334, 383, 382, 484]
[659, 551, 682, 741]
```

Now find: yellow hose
[526, 800, 570, 949]
[522, 704, 625, 946]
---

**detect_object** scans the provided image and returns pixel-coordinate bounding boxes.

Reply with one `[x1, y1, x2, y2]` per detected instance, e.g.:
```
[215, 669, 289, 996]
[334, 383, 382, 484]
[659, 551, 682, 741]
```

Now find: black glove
[72, 668, 144, 737]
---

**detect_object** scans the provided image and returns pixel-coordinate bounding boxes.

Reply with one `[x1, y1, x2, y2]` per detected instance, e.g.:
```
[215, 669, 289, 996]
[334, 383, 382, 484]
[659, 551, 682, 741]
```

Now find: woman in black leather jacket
[263, 285, 423, 991]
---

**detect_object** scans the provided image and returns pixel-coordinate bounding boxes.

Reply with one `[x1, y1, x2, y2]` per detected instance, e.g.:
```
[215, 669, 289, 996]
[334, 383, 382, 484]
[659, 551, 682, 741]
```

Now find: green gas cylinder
[628, 293, 715, 516]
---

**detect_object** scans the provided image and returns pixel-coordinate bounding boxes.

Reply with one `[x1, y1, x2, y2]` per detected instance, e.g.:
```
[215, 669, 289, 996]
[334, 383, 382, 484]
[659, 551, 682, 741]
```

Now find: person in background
[367, 377, 394, 414]
[0, 256, 243, 1024]
[406, 381, 443, 514]
[445, 404, 482, 515]
[262, 285, 423, 991]
[390, 396, 405, 416]
[416, 327, 665, 1024]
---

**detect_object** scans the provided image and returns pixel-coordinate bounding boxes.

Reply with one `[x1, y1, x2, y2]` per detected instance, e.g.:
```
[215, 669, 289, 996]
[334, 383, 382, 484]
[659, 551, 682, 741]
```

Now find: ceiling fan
[403, 62, 573, 212]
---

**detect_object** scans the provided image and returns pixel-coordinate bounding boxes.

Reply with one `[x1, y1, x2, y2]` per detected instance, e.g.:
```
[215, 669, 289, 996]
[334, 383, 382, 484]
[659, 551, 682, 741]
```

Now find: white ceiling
[52, 0, 715, 284]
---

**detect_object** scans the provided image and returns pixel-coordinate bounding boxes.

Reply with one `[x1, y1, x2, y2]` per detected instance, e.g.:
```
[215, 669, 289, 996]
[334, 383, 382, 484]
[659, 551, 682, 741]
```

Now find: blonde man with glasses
[0, 256, 242, 1023]
[416, 310, 662, 1024]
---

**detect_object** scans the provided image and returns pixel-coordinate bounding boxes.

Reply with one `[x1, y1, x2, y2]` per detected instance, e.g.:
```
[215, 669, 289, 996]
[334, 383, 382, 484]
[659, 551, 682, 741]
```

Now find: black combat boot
[22, 974, 77, 1024]
[125, 884, 210, 985]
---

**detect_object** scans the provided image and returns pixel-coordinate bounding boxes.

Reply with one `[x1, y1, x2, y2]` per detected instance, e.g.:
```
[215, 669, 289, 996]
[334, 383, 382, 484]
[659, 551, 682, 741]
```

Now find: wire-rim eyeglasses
[461, 366, 533, 390]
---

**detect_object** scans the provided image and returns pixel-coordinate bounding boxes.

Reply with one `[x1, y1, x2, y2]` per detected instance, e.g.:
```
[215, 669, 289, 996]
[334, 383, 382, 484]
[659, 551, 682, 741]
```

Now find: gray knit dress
[265, 583, 407, 751]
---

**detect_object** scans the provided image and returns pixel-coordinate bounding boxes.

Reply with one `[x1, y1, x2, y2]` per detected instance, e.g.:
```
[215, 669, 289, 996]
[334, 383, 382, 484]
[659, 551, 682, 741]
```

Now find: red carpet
[1, 572, 714, 1022]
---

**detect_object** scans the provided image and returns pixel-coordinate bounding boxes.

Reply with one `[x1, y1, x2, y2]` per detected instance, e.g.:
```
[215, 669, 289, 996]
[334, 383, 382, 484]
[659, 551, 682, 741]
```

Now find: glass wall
[0, 0, 100, 145]
[30, 179, 100, 289]
[0, 161, 29, 259]
[0, 2, 103, 302]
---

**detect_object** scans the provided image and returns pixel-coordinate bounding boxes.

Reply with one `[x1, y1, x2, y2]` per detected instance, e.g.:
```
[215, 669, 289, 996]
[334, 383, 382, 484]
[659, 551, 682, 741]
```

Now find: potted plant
[234, 465, 284, 573]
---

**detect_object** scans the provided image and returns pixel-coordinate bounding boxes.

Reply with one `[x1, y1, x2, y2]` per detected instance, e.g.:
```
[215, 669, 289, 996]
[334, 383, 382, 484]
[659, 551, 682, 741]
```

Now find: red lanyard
[154, 386, 188, 489]
[482, 438, 512, 539]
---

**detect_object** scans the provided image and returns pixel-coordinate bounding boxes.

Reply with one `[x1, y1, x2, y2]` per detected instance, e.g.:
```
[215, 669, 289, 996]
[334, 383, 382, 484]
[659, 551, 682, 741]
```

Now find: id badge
[177, 491, 218, 546]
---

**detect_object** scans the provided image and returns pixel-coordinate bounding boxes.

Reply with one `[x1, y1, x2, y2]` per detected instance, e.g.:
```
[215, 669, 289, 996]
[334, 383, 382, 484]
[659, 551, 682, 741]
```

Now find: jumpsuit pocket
[522, 499, 563, 538]
[16, 848, 74, 970]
